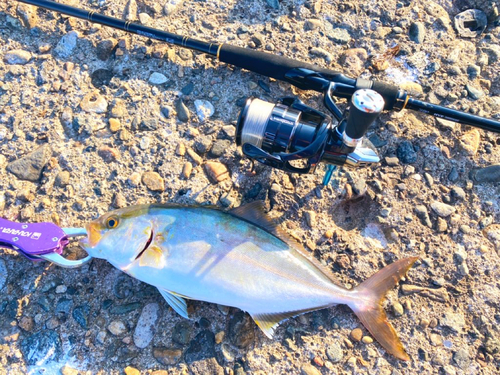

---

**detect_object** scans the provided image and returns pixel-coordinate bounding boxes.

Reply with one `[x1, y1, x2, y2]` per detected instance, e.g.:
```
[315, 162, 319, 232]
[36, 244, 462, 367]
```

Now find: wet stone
[397, 141, 417, 164]
[4, 49, 32, 65]
[110, 302, 141, 315]
[7, 144, 52, 182]
[172, 321, 192, 345]
[20, 330, 61, 365]
[72, 305, 90, 329]
[133, 303, 160, 349]
[0, 259, 7, 290]
[229, 311, 255, 349]
[184, 330, 216, 363]
[153, 347, 183, 365]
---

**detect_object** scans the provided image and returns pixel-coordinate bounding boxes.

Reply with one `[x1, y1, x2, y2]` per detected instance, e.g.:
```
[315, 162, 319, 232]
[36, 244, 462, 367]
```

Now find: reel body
[236, 89, 384, 178]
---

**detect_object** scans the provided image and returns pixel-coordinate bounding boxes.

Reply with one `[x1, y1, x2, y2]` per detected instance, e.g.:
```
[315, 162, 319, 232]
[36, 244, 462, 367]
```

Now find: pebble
[80, 92, 108, 113]
[210, 140, 231, 158]
[98, 146, 120, 162]
[7, 144, 52, 182]
[415, 205, 432, 227]
[110, 99, 128, 118]
[164, 0, 183, 15]
[141, 171, 165, 192]
[204, 161, 230, 183]
[265, 0, 280, 9]
[326, 342, 343, 363]
[176, 99, 190, 122]
[194, 100, 215, 122]
[409, 22, 426, 43]
[305, 19, 322, 31]
[109, 118, 121, 132]
[153, 347, 183, 365]
[392, 301, 404, 317]
[325, 26, 351, 44]
[134, 303, 159, 349]
[300, 363, 321, 375]
[228, 311, 255, 349]
[350, 328, 363, 342]
[124, 0, 138, 20]
[55, 31, 79, 58]
[466, 84, 485, 100]
[339, 48, 368, 76]
[108, 320, 127, 336]
[184, 330, 217, 363]
[176, 143, 186, 156]
[453, 348, 470, 370]
[362, 336, 373, 344]
[436, 217, 448, 232]
[182, 162, 193, 179]
[454, 9, 487, 38]
[60, 365, 79, 375]
[172, 321, 192, 345]
[309, 47, 333, 63]
[187, 148, 203, 165]
[4, 49, 32, 65]
[430, 201, 456, 218]
[128, 172, 142, 187]
[124, 367, 141, 375]
[222, 125, 236, 138]
[149, 72, 168, 85]
[385, 156, 399, 166]
[18, 316, 34, 332]
[304, 210, 316, 228]
[483, 224, 500, 251]
[473, 164, 500, 183]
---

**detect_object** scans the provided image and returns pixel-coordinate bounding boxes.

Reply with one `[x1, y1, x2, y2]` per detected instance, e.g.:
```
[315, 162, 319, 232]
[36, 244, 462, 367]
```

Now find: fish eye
[106, 216, 120, 229]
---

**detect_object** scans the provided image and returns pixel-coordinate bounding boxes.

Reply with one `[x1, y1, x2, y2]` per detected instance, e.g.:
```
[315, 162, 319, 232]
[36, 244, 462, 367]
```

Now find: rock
[124, 0, 138, 20]
[204, 161, 230, 183]
[385, 156, 399, 166]
[415, 205, 432, 227]
[397, 141, 417, 164]
[142, 171, 165, 192]
[301, 363, 322, 375]
[108, 320, 127, 336]
[453, 348, 470, 369]
[72, 305, 90, 329]
[134, 303, 160, 349]
[54, 171, 70, 187]
[339, 48, 368, 76]
[187, 148, 203, 165]
[350, 328, 363, 342]
[326, 342, 344, 363]
[110, 99, 128, 118]
[305, 19, 322, 31]
[172, 321, 192, 345]
[392, 302, 404, 317]
[182, 162, 193, 179]
[96, 38, 117, 60]
[98, 146, 120, 162]
[124, 366, 140, 375]
[18, 316, 34, 331]
[80, 92, 108, 113]
[454, 9, 487, 38]
[60, 365, 79, 375]
[399, 82, 424, 97]
[409, 22, 426, 43]
[465, 84, 485, 100]
[109, 118, 121, 132]
[483, 224, 500, 251]
[440, 311, 466, 332]
[473, 165, 500, 183]
[20, 330, 61, 365]
[304, 210, 316, 228]
[164, 0, 184, 16]
[54, 31, 79, 58]
[194, 100, 215, 122]
[0, 259, 6, 290]
[430, 201, 456, 218]
[91, 69, 114, 88]
[325, 26, 351, 44]
[176, 99, 190, 122]
[149, 72, 168, 85]
[265, 0, 280, 9]
[153, 347, 182, 365]
[184, 330, 216, 363]
[309, 47, 333, 63]
[16, 4, 38, 28]
[6, 144, 52, 182]
[229, 311, 255, 349]
[210, 140, 231, 158]
[4, 49, 32, 65]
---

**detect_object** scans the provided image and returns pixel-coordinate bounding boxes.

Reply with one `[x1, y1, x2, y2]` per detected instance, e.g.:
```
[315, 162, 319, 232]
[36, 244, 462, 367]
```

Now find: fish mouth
[134, 229, 154, 260]
[79, 222, 101, 249]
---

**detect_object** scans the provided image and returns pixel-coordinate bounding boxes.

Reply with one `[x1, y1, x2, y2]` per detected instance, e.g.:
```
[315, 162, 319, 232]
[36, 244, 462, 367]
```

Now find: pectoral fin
[158, 288, 189, 319]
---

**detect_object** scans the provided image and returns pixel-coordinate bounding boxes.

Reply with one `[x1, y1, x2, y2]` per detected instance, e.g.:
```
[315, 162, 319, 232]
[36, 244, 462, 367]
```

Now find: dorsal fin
[229, 201, 305, 252]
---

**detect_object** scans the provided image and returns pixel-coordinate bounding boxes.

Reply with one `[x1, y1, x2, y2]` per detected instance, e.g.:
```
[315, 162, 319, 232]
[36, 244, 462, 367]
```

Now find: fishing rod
[16, 0, 500, 180]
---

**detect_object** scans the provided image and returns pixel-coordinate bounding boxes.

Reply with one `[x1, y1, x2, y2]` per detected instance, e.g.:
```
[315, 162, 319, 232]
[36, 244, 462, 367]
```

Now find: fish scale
[80, 202, 417, 360]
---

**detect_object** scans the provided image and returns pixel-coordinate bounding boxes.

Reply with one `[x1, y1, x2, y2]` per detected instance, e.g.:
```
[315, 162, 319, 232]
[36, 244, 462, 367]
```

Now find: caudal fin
[349, 257, 418, 361]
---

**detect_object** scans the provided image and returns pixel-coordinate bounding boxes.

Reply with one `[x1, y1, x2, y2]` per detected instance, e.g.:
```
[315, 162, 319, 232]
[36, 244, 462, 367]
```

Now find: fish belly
[124, 208, 352, 314]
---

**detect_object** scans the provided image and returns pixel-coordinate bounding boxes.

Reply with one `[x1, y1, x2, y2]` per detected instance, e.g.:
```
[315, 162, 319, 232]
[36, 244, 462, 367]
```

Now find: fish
[80, 202, 418, 360]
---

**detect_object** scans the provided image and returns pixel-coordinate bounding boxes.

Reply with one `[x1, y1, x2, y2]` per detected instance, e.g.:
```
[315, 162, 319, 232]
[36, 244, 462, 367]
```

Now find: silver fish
[80, 202, 417, 360]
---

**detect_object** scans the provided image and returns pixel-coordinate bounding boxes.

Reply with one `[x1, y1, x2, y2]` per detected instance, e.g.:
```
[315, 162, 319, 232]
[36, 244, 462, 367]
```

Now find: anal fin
[158, 288, 190, 319]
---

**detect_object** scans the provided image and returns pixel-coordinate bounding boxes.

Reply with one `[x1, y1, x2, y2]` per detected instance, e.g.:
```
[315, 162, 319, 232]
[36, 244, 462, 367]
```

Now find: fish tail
[348, 256, 418, 361]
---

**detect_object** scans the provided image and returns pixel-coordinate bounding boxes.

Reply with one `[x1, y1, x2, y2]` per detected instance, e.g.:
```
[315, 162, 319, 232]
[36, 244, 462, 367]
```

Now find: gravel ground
[1, 0, 500, 374]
